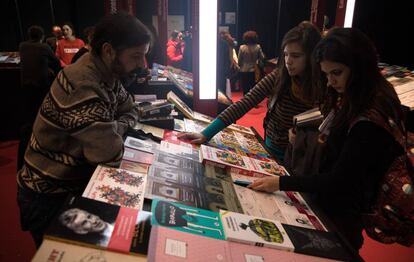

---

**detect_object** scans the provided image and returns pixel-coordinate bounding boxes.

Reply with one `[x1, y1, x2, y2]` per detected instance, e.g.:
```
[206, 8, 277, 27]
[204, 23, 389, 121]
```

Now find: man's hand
[248, 176, 280, 193]
[177, 132, 207, 144]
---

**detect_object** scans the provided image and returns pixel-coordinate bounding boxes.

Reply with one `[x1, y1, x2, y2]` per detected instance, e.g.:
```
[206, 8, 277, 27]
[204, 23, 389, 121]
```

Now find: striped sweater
[17, 53, 139, 194]
[205, 70, 312, 152]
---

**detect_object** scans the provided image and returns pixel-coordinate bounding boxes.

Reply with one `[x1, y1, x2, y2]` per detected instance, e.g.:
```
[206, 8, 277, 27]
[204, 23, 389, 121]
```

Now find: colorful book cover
[119, 160, 149, 174]
[282, 224, 352, 261]
[82, 165, 146, 209]
[160, 141, 201, 162]
[151, 199, 225, 240]
[45, 196, 152, 255]
[147, 226, 231, 262]
[200, 145, 281, 177]
[124, 136, 160, 154]
[123, 147, 154, 165]
[32, 239, 147, 262]
[220, 210, 294, 251]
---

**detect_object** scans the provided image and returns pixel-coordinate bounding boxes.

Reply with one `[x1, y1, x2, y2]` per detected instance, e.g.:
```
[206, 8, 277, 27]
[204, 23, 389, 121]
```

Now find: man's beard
[110, 56, 129, 78]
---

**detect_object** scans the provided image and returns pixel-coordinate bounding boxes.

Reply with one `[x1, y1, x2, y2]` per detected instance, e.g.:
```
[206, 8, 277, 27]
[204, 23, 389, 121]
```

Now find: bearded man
[16, 13, 151, 248]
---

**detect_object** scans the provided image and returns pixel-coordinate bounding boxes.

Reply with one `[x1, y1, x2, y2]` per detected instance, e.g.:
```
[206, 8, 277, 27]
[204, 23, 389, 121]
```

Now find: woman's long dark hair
[313, 27, 403, 128]
[274, 21, 322, 105]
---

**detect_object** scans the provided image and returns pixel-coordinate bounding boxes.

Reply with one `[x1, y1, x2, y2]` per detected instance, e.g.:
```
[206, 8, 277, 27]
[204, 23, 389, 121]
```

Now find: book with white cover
[82, 165, 146, 209]
[220, 210, 294, 251]
[32, 239, 146, 262]
[160, 141, 201, 162]
[293, 108, 323, 127]
[124, 136, 159, 154]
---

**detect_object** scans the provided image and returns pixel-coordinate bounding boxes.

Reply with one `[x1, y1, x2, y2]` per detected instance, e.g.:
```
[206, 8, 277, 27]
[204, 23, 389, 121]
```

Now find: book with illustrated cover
[167, 91, 194, 119]
[124, 136, 160, 154]
[145, 165, 243, 213]
[133, 123, 165, 139]
[147, 226, 231, 262]
[151, 199, 225, 240]
[293, 108, 323, 127]
[159, 141, 201, 162]
[82, 165, 146, 209]
[200, 145, 283, 177]
[220, 210, 294, 251]
[45, 196, 152, 255]
[283, 224, 352, 261]
[119, 160, 149, 174]
[209, 129, 272, 160]
[32, 239, 147, 262]
[123, 147, 154, 165]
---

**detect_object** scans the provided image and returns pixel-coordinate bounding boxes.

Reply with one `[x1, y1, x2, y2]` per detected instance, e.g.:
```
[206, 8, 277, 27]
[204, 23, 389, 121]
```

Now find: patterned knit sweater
[17, 53, 139, 194]
[212, 70, 313, 151]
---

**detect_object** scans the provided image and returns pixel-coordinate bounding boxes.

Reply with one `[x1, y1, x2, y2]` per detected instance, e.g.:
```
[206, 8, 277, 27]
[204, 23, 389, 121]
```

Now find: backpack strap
[350, 109, 406, 150]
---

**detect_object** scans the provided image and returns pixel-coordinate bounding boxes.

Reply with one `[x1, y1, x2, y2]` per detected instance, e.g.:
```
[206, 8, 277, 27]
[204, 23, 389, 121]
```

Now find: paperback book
[123, 147, 154, 165]
[32, 239, 146, 262]
[145, 165, 243, 212]
[82, 165, 146, 209]
[119, 160, 149, 174]
[200, 144, 283, 177]
[45, 196, 152, 255]
[152, 150, 204, 174]
[283, 224, 353, 261]
[220, 210, 294, 251]
[124, 136, 160, 154]
[293, 108, 323, 127]
[159, 141, 201, 162]
[151, 199, 225, 240]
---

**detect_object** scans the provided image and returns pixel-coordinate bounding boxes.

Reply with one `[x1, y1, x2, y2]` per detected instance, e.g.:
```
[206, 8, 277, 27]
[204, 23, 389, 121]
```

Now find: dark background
[0, 0, 412, 68]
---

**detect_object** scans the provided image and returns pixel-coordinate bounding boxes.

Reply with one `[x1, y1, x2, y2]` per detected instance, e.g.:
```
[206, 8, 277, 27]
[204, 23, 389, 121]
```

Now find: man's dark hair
[91, 12, 152, 56]
[170, 30, 179, 39]
[27, 25, 44, 42]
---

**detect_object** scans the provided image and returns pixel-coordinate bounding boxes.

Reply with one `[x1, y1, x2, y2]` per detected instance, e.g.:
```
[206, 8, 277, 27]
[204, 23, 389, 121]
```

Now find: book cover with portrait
[45, 196, 152, 255]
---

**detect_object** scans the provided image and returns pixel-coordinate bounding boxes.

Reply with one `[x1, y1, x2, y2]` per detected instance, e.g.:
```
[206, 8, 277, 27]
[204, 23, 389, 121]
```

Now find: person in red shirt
[166, 30, 185, 69]
[55, 22, 85, 67]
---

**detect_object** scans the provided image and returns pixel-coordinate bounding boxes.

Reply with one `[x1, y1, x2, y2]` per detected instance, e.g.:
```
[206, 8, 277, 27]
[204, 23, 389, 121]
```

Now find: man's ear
[101, 42, 116, 61]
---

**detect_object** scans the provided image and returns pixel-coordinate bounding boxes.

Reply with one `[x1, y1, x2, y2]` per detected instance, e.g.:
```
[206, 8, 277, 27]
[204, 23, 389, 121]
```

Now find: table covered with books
[32, 90, 363, 262]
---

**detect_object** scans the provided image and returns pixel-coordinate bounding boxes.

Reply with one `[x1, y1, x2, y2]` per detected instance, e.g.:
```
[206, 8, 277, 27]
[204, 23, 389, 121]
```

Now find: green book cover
[151, 199, 225, 240]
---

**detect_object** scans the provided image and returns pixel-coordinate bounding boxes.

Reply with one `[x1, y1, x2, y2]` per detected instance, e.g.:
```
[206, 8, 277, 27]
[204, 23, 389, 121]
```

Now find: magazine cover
[160, 141, 201, 162]
[124, 136, 160, 154]
[32, 239, 147, 262]
[147, 226, 231, 262]
[119, 160, 149, 174]
[45, 196, 152, 255]
[82, 165, 146, 209]
[151, 199, 225, 240]
[220, 210, 294, 251]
